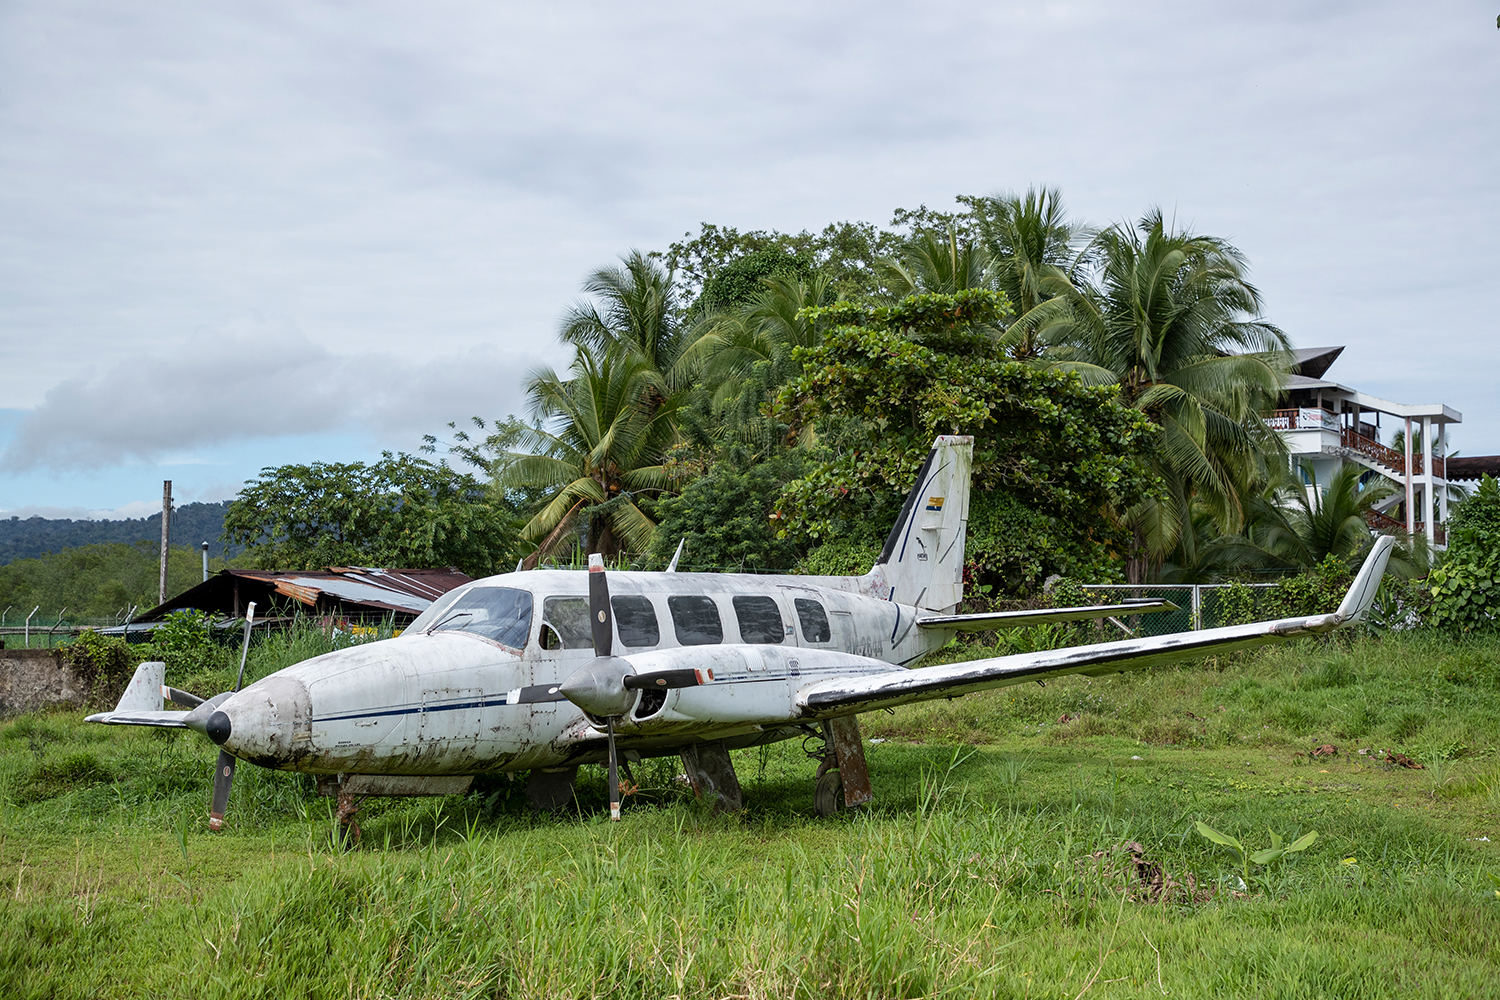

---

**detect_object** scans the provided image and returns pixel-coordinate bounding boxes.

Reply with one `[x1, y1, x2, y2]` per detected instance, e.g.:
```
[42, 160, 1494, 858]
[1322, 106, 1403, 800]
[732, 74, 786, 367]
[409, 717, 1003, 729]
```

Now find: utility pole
[159, 480, 173, 605]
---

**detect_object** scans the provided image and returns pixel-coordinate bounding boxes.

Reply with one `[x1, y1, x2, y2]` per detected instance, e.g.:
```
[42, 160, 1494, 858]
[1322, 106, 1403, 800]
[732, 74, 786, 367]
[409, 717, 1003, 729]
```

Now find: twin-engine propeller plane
[89, 436, 1397, 830]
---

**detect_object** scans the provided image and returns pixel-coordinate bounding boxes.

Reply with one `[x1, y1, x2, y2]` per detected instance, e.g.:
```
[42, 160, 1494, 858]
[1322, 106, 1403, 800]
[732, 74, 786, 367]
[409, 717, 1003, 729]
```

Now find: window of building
[668, 595, 723, 645]
[732, 596, 785, 644]
[610, 595, 660, 647]
[794, 598, 831, 644]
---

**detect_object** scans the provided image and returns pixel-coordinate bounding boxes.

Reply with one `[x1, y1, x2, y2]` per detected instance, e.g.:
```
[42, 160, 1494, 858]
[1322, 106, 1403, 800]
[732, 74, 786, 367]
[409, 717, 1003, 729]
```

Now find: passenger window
[733, 596, 784, 644]
[794, 598, 831, 643]
[611, 595, 660, 648]
[668, 596, 723, 645]
[541, 597, 593, 650]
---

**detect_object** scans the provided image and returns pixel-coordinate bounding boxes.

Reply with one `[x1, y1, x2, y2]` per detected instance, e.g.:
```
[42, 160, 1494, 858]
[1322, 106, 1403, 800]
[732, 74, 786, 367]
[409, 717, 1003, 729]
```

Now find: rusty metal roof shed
[137, 567, 474, 622]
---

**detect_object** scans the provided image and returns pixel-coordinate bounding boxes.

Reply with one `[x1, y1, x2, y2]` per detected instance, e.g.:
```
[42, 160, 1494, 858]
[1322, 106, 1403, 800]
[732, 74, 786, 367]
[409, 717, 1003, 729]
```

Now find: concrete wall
[0, 649, 88, 717]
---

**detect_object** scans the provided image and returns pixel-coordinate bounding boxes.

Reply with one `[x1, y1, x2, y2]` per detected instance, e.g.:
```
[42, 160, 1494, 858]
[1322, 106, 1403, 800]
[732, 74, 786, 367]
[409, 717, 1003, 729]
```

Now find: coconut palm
[968, 187, 1089, 360]
[882, 226, 991, 298]
[560, 250, 695, 381]
[496, 348, 683, 562]
[1056, 209, 1293, 580]
[686, 273, 840, 457]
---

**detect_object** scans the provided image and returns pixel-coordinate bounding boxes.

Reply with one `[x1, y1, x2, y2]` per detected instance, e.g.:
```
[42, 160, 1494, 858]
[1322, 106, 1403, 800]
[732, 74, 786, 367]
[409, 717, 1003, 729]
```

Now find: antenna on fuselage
[665, 538, 686, 573]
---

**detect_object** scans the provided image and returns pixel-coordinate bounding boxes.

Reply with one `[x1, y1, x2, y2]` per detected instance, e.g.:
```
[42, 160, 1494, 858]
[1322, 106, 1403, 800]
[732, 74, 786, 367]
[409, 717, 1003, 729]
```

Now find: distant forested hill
[0, 502, 242, 566]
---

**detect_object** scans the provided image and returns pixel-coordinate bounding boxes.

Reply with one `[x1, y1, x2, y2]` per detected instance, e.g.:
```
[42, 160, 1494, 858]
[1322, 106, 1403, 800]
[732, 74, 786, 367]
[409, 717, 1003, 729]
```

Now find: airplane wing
[915, 599, 1177, 631]
[799, 536, 1395, 717]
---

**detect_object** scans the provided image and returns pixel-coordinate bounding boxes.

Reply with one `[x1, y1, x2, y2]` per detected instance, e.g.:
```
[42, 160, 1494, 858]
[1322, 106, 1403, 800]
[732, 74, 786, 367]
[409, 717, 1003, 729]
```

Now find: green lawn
[2, 631, 1498, 998]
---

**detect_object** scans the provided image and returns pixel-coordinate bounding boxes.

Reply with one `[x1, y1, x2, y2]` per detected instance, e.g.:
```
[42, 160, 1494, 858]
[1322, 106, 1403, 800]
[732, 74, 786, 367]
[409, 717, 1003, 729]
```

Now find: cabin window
[668, 595, 723, 645]
[794, 598, 831, 643]
[421, 587, 532, 648]
[611, 595, 660, 647]
[733, 596, 785, 644]
[541, 596, 593, 650]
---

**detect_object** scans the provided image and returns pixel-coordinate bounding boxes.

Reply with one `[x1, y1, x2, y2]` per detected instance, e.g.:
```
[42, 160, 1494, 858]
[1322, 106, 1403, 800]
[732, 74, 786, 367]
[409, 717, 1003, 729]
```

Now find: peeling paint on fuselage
[216, 569, 947, 776]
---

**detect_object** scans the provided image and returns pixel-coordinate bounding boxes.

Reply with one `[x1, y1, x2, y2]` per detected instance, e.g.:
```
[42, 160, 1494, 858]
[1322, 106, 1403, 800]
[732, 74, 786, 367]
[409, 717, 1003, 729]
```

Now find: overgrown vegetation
[2, 629, 1498, 997]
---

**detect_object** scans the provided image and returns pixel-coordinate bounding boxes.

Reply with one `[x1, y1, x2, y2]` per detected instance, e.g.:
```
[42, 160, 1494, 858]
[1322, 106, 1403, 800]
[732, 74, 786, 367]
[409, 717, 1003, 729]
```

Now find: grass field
[2, 630, 1498, 998]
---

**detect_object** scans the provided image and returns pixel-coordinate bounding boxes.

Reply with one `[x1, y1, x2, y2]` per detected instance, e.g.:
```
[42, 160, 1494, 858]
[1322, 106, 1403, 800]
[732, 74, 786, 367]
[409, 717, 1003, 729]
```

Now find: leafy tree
[659, 220, 905, 313]
[698, 248, 813, 313]
[224, 454, 518, 577]
[644, 455, 809, 572]
[1054, 209, 1292, 579]
[774, 290, 1157, 594]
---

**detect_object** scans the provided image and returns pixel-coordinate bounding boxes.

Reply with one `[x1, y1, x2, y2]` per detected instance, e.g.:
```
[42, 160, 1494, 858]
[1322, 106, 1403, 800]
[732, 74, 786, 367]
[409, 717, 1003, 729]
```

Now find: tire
[814, 769, 845, 818]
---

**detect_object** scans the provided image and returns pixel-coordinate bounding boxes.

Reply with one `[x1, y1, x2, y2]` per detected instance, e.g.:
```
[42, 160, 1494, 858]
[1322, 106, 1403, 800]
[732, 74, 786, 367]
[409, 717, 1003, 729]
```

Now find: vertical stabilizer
[867, 436, 973, 612]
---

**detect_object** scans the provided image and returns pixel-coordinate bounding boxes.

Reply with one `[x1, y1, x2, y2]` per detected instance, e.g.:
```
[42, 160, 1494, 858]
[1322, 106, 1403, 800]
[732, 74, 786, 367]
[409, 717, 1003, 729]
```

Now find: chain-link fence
[0, 610, 131, 649]
[1077, 583, 1282, 637]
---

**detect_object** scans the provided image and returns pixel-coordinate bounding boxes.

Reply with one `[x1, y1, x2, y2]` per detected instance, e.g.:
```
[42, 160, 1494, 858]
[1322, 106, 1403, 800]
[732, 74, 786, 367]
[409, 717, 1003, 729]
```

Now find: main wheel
[814, 769, 846, 818]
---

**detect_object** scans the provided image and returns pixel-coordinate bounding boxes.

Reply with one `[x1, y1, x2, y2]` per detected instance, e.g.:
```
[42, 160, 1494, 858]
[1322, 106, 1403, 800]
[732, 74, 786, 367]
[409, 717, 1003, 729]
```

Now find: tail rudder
[867, 435, 973, 612]
[114, 662, 166, 713]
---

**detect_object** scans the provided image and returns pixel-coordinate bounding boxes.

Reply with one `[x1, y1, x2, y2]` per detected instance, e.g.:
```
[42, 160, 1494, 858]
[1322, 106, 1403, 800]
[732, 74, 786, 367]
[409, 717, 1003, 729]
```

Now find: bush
[1426, 476, 1500, 634]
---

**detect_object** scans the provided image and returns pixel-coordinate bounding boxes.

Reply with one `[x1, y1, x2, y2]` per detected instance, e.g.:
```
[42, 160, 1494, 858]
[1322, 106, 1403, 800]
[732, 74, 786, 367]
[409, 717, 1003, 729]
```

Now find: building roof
[1289, 346, 1345, 380]
[137, 566, 474, 622]
[1447, 456, 1500, 481]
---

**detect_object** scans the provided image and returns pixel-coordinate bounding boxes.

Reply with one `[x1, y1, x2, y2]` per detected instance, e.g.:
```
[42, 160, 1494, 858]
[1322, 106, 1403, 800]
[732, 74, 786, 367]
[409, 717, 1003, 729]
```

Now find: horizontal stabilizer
[917, 600, 1178, 632]
[83, 709, 191, 728]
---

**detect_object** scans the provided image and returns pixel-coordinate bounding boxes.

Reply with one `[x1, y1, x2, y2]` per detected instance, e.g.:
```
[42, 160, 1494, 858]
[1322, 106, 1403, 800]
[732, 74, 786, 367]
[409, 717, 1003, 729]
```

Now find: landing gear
[807, 716, 874, 818]
[335, 789, 362, 849]
[679, 740, 743, 813]
[813, 769, 846, 817]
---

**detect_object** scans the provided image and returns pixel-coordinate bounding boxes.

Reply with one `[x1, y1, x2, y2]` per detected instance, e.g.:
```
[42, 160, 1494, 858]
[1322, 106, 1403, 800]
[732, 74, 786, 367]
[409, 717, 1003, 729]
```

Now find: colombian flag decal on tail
[925, 497, 945, 511]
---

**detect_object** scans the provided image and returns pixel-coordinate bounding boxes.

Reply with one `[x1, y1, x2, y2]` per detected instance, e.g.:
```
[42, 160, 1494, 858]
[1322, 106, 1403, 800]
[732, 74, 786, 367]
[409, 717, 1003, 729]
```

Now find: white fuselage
[214, 569, 946, 776]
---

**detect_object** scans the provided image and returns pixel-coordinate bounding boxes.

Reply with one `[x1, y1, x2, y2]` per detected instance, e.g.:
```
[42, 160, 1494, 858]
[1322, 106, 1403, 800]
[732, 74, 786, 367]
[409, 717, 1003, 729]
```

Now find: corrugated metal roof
[138, 566, 474, 621]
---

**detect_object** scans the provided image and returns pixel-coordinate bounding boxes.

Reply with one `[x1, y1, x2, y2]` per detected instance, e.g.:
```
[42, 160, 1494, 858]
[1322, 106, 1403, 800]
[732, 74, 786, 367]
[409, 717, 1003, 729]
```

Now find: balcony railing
[1265, 407, 1339, 432]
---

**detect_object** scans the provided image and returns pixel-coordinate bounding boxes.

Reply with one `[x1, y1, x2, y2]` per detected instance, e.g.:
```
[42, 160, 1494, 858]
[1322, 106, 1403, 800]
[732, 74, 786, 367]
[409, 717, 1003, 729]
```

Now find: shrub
[1426, 475, 1500, 634]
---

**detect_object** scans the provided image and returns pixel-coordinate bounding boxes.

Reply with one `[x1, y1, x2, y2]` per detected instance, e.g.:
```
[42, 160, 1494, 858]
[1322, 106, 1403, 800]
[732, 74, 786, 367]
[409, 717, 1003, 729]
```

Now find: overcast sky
[1, 1, 1496, 519]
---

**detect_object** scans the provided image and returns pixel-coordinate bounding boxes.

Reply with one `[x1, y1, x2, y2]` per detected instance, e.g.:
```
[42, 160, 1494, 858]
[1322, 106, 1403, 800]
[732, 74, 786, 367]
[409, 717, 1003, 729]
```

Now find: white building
[1268, 347, 1461, 548]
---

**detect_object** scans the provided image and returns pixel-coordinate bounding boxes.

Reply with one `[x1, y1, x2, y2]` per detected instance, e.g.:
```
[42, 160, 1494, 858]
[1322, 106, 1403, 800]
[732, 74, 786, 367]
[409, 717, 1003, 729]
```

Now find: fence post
[1191, 585, 1202, 631]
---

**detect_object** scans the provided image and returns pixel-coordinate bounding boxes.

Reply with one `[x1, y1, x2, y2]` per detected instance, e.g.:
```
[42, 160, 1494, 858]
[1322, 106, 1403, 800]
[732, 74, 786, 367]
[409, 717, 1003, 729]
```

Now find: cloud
[2, 317, 539, 471]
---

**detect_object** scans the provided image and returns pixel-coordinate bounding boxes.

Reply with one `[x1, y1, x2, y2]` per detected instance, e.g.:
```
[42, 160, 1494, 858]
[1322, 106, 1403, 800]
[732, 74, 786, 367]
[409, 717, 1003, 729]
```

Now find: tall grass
[0, 631, 1497, 997]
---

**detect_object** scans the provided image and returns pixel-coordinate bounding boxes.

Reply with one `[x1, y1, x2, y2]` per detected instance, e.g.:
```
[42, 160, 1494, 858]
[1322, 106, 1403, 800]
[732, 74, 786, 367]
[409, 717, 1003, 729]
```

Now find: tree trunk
[1126, 525, 1148, 586]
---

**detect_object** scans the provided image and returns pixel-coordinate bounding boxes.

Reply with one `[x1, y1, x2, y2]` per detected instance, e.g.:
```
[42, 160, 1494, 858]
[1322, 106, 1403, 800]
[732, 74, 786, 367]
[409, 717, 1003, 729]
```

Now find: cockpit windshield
[409, 587, 533, 648]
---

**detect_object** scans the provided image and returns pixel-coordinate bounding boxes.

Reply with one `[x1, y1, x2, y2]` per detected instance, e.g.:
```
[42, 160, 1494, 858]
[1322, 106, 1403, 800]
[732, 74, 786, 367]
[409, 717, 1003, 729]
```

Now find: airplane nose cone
[206, 711, 232, 746]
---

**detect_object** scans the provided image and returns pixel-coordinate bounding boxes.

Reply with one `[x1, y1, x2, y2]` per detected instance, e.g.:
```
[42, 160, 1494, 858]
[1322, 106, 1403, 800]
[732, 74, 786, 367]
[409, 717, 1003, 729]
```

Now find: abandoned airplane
[88, 435, 1397, 831]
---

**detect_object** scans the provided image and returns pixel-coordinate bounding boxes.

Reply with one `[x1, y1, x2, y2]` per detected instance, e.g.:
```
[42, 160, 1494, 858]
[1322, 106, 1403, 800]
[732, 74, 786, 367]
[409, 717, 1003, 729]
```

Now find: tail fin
[867, 435, 973, 612]
[1335, 535, 1397, 624]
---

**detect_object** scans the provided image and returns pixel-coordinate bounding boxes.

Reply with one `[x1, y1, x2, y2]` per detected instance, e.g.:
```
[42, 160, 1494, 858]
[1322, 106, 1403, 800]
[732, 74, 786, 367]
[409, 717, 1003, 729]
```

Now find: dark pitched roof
[1447, 456, 1500, 481]
[137, 567, 474, 622]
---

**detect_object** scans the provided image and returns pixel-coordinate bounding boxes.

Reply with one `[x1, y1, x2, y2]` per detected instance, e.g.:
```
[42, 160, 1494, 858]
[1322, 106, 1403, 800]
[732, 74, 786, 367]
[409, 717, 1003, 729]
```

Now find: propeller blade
[588, 554, 612, 656]
[233, 601, 257, 692]
[606, 717, 621, 822]
[623, 668, 702, 691]
[208, 748, 236, 832]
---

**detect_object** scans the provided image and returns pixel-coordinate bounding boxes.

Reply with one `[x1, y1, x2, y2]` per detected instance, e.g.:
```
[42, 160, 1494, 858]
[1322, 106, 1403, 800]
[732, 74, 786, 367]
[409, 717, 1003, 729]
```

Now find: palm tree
[968, 187, 1088, 360]
[882, 226, 991, 298]
[496, 348, 682, 563]
[1057, 209, 1293, 580]
[560, 250, 695, 381]
[686, 273, 840, 456]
